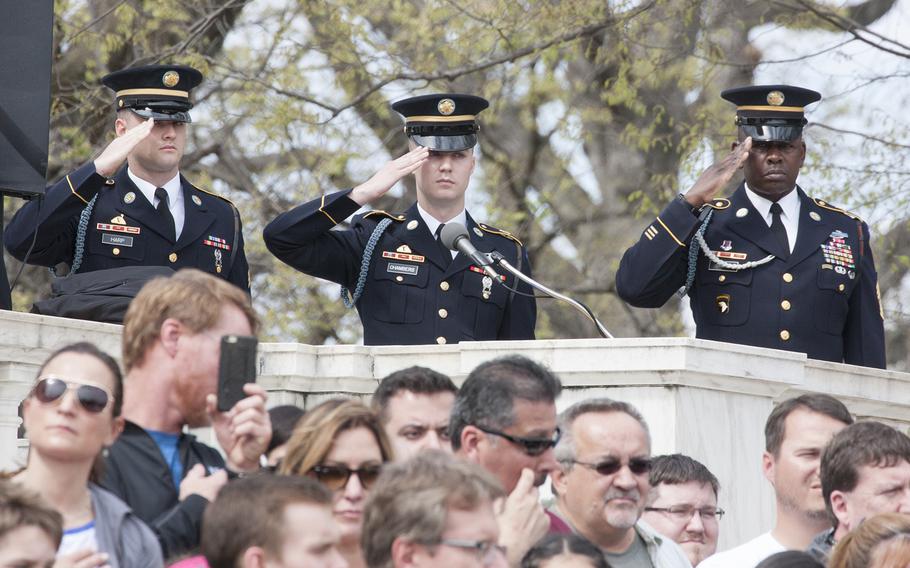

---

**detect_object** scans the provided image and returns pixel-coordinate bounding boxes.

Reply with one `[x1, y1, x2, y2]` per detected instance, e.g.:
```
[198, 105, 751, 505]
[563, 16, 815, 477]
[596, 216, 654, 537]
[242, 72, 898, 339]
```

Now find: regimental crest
[767, 90, 785, 106]
[162, 70, 180, 88]
[720, 240, 733, 251]
[437, 98, 456, 115]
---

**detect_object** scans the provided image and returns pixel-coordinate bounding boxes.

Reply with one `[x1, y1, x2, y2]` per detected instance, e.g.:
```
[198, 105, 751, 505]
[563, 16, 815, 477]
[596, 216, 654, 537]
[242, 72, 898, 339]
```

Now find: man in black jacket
[102, 269, 271, 559]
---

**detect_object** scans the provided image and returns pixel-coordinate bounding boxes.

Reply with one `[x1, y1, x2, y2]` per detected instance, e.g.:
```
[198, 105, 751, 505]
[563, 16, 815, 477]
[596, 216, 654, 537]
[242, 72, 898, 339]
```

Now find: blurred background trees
[11, 0, 910, 365]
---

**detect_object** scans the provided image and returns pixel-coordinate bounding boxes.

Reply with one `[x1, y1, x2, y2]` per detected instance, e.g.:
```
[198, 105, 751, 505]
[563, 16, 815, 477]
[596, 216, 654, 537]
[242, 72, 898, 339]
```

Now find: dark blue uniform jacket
[263, 189, 536, 345]
[616, 184, 885, 368]
[4, 162, 249, 291]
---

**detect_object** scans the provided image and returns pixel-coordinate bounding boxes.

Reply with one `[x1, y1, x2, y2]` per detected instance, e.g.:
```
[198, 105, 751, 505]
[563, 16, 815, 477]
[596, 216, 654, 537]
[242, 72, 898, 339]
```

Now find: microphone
[440, 223, 501, 280]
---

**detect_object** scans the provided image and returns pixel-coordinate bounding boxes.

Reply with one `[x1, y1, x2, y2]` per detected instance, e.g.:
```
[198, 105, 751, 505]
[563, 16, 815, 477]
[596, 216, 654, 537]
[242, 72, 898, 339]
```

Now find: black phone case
[217, 335, 258, 412]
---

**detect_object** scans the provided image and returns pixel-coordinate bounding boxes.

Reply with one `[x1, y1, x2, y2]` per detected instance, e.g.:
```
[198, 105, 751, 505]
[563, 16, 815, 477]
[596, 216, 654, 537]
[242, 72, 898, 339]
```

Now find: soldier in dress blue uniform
[263, 93, 536, 346]
[5, 64, 249, 292]
[615, 85, 885, 368]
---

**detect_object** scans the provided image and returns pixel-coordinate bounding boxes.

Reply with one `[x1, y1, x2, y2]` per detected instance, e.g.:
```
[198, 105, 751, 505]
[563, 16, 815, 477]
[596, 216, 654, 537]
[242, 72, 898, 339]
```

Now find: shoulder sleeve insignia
[478, 223, 523, 246]
[703, 198, 731, 210]
[812, 197, 862, 222]
[363, 210, 406, 222]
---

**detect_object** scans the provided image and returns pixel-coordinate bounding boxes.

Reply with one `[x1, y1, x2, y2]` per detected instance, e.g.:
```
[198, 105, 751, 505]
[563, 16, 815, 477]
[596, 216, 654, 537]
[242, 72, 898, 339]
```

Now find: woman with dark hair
[279, 398, 393, 568]
[522, 533, 610, 568]
[8, 342, 161, 568]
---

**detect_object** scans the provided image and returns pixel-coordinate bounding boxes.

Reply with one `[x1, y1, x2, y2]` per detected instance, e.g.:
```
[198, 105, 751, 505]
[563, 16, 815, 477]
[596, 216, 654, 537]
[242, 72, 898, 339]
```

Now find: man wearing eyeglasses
[450, 355, 563, 566]
[551, 399, 691, 567]
[362, 451, 508, 568]
[641, 454, 722, 566]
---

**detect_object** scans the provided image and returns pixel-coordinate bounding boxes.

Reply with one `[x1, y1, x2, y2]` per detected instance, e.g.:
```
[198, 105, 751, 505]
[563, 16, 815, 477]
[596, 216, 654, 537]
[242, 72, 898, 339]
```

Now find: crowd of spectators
[2, 268, 910, 568]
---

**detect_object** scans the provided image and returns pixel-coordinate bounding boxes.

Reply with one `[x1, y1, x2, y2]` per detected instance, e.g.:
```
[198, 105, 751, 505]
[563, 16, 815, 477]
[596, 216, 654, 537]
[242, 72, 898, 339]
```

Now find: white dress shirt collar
[127, 168, 185, 239]
[416, 204, 467, 258]
[744, 184, 800, 253]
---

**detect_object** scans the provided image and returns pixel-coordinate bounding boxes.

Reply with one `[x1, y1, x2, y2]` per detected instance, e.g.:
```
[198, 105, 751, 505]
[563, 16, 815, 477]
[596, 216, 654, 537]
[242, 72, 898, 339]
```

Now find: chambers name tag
[387, 263, 418, 276]
[101, 234, 134, 247]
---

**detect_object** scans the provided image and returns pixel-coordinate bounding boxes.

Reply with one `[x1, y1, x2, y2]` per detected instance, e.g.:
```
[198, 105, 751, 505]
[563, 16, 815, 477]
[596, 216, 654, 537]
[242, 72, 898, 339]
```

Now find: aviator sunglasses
[31, 377, 113, 414]
[309, 464, 383, 491]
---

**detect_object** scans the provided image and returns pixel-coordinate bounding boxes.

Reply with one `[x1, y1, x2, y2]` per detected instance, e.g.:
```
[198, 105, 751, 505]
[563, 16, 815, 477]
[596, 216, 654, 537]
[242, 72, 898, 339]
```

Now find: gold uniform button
[438, 309, 448, 319]
[718, 275, 726, 283]
[168, 253, 178, 263]
[780, 330, 791, 341]
[783, 273, 793, 283]
[112, 248, 120, 256]
[395, 276, 404, 282]
[781, 300, 791, 311]
[440, 281, 450, 291]
[436, 336, 446, 345]
[838, 283, 845, 292]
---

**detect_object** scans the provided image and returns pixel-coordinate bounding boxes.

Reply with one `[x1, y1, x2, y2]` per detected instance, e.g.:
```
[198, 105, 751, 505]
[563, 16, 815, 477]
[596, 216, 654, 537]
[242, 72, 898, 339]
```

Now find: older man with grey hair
[550, 398, 691, 567]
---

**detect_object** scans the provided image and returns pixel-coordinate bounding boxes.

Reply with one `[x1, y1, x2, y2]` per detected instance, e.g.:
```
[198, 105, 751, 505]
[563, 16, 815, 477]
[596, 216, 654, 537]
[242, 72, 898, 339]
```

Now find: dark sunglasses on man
[31, 376, 113, 414]
[474, 424, 561, 457]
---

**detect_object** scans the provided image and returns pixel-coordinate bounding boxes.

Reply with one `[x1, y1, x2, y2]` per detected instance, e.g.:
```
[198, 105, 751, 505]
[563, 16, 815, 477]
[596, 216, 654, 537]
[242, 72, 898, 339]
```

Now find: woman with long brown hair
[279, 399, 393, 568]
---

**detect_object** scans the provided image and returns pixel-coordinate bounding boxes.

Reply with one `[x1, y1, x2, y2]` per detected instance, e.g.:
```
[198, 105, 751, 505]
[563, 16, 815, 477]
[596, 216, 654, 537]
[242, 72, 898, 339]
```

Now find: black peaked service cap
[392, 93, 489, 152]
[102, 64, 203, 123]
[721, 84, 821, 142]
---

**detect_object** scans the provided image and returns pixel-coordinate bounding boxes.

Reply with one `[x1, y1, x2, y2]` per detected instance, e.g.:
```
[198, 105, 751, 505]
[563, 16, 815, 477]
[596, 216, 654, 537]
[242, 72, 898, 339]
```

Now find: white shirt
[744, 184, 800, 253]
[698, 532, 786, 568]
[58, 520, 98, 556]
[416, 203, 466, 259]
[128, 168, 185, 240]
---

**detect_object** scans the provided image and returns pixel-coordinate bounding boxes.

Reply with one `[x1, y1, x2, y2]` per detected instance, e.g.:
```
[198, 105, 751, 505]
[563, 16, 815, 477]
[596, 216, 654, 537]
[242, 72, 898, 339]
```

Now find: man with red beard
[551, 399, 690, 567]
[700, 394, 852, 568]
[101, 269, 271, 558]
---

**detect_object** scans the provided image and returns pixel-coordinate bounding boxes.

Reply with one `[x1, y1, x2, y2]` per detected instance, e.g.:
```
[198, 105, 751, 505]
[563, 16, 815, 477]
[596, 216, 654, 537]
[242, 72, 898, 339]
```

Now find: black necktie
[770, 202, 789, 258]
[435, 224, 452, 266]
[155, 187, 176, 241]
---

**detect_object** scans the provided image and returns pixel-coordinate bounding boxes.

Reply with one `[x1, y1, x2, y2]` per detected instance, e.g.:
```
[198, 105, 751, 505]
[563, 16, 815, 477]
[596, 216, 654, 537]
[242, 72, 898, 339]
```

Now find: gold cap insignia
[162, 71, 180, 88]
[118, 99, 124, 108]
[111, 215, 126, 225]
[437, 98, 456, 116]
[767, 90, 785, 106]
[396, 244, 412, 254]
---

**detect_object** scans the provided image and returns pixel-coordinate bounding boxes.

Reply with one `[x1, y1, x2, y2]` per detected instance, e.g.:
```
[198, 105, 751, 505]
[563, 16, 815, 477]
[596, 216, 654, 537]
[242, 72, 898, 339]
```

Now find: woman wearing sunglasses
[279, 399, 393, 568]
[8, 342, 162, 568]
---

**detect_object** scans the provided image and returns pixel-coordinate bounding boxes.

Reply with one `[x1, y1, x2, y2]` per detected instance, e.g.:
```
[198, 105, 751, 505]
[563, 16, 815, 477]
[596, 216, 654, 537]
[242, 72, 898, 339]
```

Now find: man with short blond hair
[103, 269, 271, 558]
[362, 451, 506, 568]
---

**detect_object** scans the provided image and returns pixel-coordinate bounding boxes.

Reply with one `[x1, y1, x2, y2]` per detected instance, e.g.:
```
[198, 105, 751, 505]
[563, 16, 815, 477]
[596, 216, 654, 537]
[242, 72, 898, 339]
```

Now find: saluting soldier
[5, 64, 249, 293]
[263, 93, 536, 346]
[615, 85, 885, 368]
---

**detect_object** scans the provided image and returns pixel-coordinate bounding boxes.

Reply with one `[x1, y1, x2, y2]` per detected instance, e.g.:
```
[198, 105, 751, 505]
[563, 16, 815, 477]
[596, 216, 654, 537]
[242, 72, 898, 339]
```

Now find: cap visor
[130, 108, 192, 123]
[740, 125, 802, 142]
[410, 134, 476, 152]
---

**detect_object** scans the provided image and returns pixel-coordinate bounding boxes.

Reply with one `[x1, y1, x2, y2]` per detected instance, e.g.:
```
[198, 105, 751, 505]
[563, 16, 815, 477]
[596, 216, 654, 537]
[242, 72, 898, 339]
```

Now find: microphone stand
[488, 251, 613, 339]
